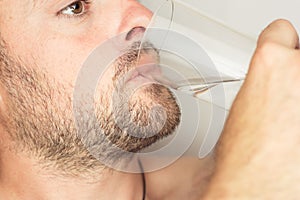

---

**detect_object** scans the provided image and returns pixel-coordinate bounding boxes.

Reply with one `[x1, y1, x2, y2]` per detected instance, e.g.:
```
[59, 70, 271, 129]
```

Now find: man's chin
[103, 83, 181, 153]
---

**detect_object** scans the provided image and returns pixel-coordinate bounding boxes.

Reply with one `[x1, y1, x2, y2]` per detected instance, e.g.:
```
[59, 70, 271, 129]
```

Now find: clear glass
[135, 0, 248, 158]
[136, 0, 246, 109]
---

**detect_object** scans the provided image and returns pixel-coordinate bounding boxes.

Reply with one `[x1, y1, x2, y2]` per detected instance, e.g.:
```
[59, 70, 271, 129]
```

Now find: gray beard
[0, 41, 181, 177]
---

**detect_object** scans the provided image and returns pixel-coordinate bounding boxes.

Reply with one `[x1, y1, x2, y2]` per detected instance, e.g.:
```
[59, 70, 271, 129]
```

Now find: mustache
[113, 41, 159, 82]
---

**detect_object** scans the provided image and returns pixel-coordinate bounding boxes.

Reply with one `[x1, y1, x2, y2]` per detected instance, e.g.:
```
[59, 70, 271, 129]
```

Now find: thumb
[257, 19, 299, 49]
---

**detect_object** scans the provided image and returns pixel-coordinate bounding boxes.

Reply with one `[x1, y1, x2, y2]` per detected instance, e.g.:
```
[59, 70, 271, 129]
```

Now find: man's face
[0, 0, 180, 176]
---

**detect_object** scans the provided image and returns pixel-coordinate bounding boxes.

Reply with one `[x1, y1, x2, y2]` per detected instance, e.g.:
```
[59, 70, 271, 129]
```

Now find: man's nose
[118, 1, 153, 40]
[125, 26, 146, 41]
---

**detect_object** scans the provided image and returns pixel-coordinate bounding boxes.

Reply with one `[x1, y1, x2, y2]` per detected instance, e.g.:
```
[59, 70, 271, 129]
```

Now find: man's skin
[1, 0, 299, 200]
[203, 19, 300, 199]
[0, 0, 214, 199]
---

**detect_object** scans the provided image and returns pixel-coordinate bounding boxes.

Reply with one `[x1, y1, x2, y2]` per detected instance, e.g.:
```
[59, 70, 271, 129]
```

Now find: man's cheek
[35, 37, 93, 85]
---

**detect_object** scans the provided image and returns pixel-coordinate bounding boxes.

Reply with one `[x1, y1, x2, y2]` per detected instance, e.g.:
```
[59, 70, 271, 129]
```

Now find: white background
[180, 0, 300, 39]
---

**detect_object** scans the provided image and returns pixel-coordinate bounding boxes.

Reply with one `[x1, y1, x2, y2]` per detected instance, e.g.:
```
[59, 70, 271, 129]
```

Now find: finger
[257, 19, 299, 49]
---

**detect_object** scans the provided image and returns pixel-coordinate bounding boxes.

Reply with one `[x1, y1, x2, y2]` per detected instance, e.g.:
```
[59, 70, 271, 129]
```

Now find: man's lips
[125, 63, 162, 85]
[124, 50, 162, 84]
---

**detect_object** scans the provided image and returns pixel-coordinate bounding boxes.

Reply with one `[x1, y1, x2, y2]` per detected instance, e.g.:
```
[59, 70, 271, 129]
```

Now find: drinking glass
[135, 0, 247, 159]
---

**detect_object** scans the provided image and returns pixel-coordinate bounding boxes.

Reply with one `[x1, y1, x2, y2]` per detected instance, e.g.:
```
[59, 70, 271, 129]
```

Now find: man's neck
[0, 149, 145, 200]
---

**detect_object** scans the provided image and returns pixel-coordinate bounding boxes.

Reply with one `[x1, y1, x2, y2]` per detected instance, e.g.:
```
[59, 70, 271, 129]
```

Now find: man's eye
[60, 0, 90, 16]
